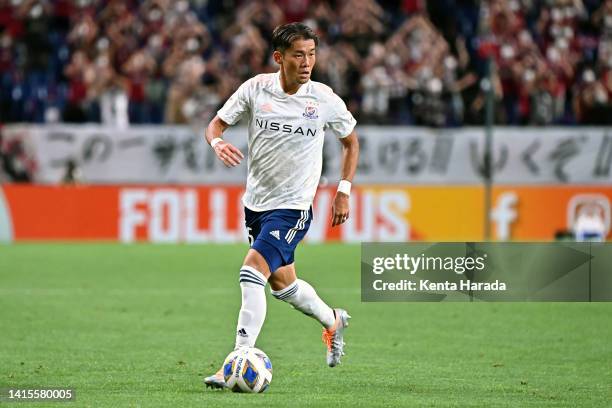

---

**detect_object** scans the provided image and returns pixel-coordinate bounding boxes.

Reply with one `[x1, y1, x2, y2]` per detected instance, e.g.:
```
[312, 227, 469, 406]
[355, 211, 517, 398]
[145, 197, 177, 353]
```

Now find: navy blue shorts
[245, 207, 313, 273]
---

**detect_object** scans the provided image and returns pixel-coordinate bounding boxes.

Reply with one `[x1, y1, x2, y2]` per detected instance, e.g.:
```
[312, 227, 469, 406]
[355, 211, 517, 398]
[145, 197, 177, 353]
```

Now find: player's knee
[243, 248, 272, 278]
[268, 266, 297, 292]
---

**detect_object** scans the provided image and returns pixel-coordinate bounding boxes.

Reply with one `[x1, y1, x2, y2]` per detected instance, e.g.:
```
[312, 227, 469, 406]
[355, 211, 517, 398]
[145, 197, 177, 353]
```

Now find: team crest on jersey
[302, 101, 319, 119]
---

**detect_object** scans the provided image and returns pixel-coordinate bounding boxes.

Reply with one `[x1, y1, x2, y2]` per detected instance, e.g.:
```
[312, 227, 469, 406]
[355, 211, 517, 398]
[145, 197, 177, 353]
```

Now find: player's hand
[331, 192, 350, 227]
[213, 140, 244, 167]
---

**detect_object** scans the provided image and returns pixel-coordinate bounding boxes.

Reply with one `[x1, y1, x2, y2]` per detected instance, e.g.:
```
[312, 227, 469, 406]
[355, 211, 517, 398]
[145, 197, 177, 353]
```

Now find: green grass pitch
[1, 243, 611, 407]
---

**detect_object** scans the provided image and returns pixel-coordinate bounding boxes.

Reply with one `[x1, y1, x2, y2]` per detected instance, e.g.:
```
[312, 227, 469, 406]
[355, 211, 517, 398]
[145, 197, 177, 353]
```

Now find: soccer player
[203, 22, 359, 389]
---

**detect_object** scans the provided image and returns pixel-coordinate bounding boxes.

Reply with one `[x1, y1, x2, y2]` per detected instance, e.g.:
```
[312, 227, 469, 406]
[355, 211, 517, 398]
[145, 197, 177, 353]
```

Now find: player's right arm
[205, 77, 254, 167]
[205, 115, 244, 167]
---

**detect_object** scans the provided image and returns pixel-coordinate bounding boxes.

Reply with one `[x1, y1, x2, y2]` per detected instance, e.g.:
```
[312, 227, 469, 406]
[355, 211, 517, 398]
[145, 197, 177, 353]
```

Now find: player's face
[278, 38, 316, 85]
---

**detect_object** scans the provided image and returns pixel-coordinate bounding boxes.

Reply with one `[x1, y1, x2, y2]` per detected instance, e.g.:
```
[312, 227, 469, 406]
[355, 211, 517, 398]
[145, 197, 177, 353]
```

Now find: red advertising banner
[0, 184, 610, 242]
[491, 186, 612, 240]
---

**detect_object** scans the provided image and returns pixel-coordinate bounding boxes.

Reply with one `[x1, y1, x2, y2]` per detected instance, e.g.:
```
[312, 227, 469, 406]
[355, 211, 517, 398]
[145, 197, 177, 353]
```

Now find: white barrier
[3, 125, 611, 184]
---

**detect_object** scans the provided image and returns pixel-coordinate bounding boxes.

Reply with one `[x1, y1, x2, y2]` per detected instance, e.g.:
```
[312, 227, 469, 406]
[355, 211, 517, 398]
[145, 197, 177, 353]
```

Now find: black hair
[271, 22, 319, 53]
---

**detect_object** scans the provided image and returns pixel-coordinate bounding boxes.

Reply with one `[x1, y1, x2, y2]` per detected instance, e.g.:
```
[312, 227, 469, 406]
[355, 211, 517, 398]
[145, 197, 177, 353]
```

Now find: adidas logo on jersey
[269, 230, 280, 240]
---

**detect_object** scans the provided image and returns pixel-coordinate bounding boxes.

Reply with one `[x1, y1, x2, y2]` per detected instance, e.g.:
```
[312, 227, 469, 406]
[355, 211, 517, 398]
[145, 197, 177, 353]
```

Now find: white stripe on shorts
[285, 210, 308, 244]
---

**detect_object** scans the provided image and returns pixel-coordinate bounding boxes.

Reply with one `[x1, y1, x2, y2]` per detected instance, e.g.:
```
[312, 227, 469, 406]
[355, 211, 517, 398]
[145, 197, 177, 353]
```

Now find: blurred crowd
[0, 0, 611, 127]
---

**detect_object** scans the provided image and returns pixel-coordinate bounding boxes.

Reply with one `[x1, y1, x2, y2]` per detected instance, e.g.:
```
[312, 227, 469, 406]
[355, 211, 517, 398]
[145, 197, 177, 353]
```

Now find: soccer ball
[223, 347, 273, 393]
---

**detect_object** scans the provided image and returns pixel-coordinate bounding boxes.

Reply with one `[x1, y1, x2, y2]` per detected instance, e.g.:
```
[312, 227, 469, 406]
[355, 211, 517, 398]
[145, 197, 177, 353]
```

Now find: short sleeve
[326, 93, 356, 138]
[217, 80, 252, 125]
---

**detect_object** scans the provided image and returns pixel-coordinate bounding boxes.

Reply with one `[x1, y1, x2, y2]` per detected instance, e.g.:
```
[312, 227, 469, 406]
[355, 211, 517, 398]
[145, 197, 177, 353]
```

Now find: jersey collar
[274, 71, 310, 97]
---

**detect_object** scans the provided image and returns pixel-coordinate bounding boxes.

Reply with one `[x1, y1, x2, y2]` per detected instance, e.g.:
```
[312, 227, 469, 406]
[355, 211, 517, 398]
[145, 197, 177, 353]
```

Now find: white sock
[271, 279, 335, 329]
[235, 266, 267, 348]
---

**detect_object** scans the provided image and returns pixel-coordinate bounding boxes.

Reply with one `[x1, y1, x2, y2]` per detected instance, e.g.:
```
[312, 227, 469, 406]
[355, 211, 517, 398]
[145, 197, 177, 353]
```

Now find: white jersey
[217, 71, 356, 211]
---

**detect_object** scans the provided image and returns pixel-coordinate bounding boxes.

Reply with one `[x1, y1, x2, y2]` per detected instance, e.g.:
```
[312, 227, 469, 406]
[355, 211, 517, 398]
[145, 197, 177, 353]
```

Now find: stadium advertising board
[491, 186, 612, 240]
[1, 185, 610, 243]
[3, 125, 611, 185]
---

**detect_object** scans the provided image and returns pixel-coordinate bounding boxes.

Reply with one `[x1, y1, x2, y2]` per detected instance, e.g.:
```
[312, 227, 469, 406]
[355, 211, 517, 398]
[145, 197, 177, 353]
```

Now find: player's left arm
[332, 130, 359, 227]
